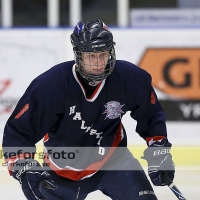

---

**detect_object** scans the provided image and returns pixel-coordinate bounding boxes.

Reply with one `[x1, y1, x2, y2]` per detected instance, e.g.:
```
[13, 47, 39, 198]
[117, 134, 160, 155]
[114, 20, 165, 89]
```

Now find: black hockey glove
[12, 158, 56, 200]
[142, 138, 175, 186]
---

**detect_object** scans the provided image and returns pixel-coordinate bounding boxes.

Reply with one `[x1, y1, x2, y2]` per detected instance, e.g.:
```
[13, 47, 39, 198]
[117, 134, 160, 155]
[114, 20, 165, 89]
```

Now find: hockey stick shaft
[162, 172, 187, 200]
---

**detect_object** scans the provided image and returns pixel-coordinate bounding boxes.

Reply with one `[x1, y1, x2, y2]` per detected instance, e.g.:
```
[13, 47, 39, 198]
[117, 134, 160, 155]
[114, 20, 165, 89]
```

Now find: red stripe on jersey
[44, 123, 123, 181]
[43, 133, 49, 143]
[150, 92, 156, 104]
[15, 104, 29, 119]
[146, 136, 166, 146]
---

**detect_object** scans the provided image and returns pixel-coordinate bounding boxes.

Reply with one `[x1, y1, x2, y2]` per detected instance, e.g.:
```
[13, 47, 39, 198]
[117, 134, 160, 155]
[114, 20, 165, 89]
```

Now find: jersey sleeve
[130, 77, 167, 145]
[2, 75, 66, 172]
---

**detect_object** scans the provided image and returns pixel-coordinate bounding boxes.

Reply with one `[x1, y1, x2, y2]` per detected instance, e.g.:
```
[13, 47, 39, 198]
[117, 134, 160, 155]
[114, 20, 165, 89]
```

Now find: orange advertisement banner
[138, 48, 200, 100]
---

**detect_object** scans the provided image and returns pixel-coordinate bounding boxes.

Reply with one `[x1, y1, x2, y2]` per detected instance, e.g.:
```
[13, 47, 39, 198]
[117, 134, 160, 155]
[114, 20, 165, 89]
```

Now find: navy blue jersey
[3, 60, 167, 181]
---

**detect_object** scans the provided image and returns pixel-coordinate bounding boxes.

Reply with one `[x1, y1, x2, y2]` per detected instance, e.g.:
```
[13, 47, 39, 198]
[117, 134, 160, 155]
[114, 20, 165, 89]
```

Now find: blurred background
[0, 0, 200, 199]
[1, 0, 200, 27]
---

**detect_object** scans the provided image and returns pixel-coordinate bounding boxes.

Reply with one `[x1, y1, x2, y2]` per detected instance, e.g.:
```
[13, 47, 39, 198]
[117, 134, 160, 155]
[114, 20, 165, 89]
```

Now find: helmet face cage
[71, 19, 116, 82]
[73, 47, 116, 82]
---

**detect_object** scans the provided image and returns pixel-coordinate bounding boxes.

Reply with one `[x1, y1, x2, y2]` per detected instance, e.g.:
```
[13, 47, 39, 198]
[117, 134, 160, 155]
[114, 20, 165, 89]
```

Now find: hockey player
[2, 19, 175, 200]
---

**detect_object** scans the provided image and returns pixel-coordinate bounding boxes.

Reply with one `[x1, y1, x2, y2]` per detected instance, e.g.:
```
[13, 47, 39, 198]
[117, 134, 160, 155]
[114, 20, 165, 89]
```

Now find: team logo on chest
[103, 101, 124, 119]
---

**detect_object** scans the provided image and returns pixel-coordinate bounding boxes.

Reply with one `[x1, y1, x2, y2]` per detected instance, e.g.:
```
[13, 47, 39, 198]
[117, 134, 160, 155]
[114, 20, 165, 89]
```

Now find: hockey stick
[162, 172, 187, 200]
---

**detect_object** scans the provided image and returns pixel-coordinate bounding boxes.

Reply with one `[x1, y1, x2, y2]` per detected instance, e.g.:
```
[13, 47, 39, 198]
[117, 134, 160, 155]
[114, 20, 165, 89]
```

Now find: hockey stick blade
[162, 172, 187, 200]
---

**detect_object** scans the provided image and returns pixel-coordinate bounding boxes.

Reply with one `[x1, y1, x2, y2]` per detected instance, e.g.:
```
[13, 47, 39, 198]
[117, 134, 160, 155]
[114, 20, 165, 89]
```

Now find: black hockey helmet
[70, 19, 116, 81]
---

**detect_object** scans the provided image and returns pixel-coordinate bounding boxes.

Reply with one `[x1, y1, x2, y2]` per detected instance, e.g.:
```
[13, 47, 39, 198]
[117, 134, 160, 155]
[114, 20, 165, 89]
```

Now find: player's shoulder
[114, 60, 152, 89]
[26, 60, 75, 99]
[44, 60, 75, 78]
[33, 60, 74, 83]
[115, 60, 151, 78]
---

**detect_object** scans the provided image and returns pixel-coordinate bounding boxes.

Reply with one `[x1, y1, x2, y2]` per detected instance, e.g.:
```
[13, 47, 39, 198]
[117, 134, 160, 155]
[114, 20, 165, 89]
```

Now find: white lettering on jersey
[86, 125, 93, 132]
[73, 112, 82, 120]
[89, 129, 103, 138]
[70, 106, 104, 154]
[98, 146, 105, 155]
[95, 132, 103, 139]
[81, 121, 93, 132]
[80, 120, 87, 129]
[69, 106, 76, 115]
[89, 129, 96, 135]
[97, 136, 103, 145]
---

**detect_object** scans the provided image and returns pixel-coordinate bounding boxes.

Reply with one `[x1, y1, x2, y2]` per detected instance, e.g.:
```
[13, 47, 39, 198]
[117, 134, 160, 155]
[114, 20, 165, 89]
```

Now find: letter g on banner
[138, 48, 200, 100]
